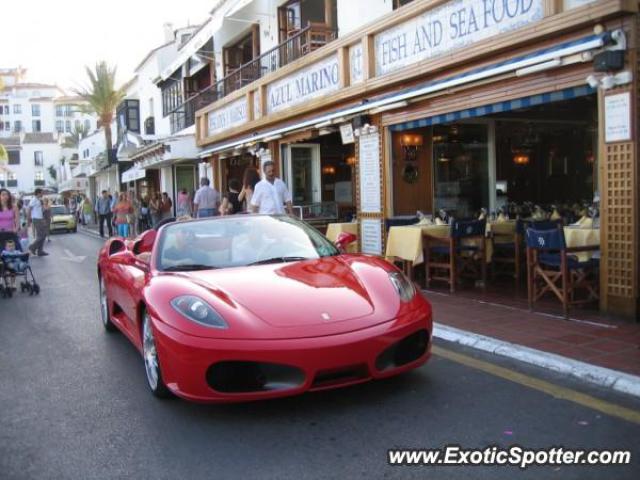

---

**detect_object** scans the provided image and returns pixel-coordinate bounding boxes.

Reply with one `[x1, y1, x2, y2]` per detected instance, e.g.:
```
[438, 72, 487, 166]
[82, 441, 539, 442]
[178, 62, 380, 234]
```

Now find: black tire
[72, 227, 77, 233]
[99, 276, 117, 332]
[33, 284, 40, 295]
[142, 310, 172, 398]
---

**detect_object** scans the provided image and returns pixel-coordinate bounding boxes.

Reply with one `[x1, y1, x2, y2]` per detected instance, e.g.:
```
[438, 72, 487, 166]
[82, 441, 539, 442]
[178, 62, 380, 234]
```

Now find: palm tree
[74, 62, 125, 162]
[61, 124, 89, 148]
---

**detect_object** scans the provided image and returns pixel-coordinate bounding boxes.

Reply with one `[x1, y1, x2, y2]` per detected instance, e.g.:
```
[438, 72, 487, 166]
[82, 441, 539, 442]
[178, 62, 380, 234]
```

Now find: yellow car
[50, 205, 77, 233]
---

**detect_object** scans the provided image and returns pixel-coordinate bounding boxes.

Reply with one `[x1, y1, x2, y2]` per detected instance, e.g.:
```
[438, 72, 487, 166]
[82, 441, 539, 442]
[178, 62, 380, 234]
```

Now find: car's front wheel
[142, 311, 171, 398]
[99, 276, 116, 332]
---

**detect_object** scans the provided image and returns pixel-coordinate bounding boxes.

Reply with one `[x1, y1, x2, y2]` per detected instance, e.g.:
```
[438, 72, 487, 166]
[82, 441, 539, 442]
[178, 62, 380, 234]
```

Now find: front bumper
[50, 219, 76, 231]
[152, 308, 432, 403]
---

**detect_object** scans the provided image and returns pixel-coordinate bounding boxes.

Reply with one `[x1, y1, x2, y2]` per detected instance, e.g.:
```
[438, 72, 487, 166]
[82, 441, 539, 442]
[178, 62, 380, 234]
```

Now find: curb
[433, 323, 640, 399]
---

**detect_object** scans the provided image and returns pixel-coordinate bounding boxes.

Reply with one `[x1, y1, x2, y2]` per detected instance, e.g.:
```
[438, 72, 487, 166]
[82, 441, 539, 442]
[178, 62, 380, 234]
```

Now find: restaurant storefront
[196, 0, 639, 318]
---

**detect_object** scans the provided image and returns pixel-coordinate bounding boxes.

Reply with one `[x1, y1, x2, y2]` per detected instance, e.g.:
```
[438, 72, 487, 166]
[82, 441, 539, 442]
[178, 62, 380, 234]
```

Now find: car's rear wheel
[142, 311, 171, 398]
[99, 276, 116, 332]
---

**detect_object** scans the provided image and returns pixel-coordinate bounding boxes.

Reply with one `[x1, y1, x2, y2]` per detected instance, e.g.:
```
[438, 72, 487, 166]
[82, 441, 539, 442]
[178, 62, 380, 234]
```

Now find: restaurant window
[278, 0, 336, 42]
[32, 120, 41, 132]
[31, 104, 40, 116]
[222, 27, 259, 77]
[34, 151, 44, 166]
[433, 123, 489, 219]
[161, 78, 182, 117]
[393, 0, 415, 9]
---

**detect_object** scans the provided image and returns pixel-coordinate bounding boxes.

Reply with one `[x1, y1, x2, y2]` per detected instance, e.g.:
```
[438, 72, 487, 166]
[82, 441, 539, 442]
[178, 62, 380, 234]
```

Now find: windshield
[157, 215, 339, 271]
[50, 206, 69, 215]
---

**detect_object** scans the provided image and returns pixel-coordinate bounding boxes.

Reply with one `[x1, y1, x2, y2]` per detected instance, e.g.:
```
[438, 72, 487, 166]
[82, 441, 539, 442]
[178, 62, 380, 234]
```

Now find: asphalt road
[1, 232, 639, 480]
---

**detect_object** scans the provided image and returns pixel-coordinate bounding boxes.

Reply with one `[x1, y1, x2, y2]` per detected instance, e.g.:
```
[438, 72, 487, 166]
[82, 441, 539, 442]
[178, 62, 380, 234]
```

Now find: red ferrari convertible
[97, 215, 432, 402]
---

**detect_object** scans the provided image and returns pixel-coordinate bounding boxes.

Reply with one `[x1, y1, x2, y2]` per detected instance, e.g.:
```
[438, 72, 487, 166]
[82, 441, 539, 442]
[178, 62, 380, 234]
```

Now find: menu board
[604, 92, 631, 143]
[358, 133, 381, 213]
[360, 218, 383, 255]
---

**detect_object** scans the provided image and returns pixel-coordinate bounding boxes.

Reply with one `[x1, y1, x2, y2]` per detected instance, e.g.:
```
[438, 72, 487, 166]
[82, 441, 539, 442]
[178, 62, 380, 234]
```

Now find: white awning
[159, 0, 253, 81]
[121, 166, 146, 183]
[58, 177, 89, 193]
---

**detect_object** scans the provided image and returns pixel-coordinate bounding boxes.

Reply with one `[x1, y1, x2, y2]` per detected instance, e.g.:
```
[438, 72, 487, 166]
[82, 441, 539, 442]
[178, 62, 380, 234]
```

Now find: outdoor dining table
[563, 226, 600, 262]
[325, 222, 358, 253]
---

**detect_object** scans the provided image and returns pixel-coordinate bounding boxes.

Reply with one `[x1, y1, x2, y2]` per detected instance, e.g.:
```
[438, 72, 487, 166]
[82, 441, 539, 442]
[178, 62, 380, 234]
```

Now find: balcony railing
[168, 23, 337, 133]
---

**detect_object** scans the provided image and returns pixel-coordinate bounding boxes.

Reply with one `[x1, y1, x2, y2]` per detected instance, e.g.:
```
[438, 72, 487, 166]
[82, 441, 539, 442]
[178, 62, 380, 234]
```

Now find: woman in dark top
[219, 178, 243, 215]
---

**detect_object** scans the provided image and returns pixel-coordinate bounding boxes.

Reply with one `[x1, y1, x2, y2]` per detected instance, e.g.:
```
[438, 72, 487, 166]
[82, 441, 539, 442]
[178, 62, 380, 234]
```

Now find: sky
[2, 0, 215, 91]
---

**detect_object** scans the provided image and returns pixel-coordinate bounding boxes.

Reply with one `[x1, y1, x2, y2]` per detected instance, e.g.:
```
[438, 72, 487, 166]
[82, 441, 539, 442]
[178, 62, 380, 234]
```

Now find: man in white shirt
[193, 177, 220, 218]
[250, 161, 293, 215]
[27, 188, 48, 256]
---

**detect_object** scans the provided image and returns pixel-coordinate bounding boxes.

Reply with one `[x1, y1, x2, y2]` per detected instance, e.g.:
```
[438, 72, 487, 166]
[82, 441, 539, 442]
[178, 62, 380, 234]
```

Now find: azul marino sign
[375, 0, 543, 76]
[266, 54, 340, 114]
[208, 97, 248, 136]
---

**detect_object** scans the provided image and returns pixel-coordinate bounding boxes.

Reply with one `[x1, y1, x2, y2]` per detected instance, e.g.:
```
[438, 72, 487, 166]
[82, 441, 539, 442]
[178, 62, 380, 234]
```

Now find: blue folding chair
[525, 227, 599, 318]
[424, 219, 487, 293]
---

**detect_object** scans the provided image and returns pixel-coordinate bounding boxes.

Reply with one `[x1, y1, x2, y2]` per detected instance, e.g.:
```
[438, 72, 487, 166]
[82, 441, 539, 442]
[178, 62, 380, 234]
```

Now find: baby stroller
[0, 232, 40, 298]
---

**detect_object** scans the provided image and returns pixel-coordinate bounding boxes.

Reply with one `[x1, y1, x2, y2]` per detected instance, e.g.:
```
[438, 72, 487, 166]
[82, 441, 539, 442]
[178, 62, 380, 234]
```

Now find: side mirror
[335, 232, 357, 253]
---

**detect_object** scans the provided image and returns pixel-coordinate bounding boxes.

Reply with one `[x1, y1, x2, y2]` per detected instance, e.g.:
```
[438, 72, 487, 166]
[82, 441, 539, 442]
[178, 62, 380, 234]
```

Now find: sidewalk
[426, 288, 640, 396]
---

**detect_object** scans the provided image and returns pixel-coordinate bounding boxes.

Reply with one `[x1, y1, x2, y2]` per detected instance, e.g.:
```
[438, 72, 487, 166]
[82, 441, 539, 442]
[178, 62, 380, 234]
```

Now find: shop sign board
[208, 97, 248, 136]
[374, 0, 544, 76]
[604, 92, 631, 143]
[358, 132, 381, 213]
[360, 218, 383, 255]
[349, 42, 364, 84]
[340, 123, 355, 144]
[266, 54, 340, 114]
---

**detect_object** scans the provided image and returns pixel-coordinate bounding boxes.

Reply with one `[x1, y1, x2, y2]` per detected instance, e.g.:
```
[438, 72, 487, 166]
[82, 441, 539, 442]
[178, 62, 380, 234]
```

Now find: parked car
[97, 215, 433, 402]
[49, 205, 77, 233]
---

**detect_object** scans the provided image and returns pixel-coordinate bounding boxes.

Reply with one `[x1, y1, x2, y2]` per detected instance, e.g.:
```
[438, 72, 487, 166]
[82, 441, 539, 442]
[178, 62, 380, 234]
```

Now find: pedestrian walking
[149, 193, 161, 226]
[138, 197, 151, 232]
[193, 178, 220, 218]
[219, 178, 243, 216]
[250, 161, 293, 215]
[27, 188, 48, 256]
[42, 198, 52, 243]
[0, 188, 19, 235]
[238, 167, 260, 211]
[160, 192, 173, 220]
[82, 195, 93, 225]
[112, 193, 132, 238]
[128, 191, 139, 236]
[96, 190, 113, 237]
[176, 188, 191, 217]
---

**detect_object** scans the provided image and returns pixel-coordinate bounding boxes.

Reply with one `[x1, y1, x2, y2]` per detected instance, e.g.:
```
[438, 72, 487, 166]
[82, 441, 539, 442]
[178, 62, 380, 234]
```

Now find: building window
[32, 120, 42, 132]
[7, 172, 17, 187]
[34, 171, 45, 186]
[55, 105, 63, 117]
[65, 105, 72, 117]
[3, 121, 9, 131]
[392, 0, 414, 8]
[65, 120, 71, 133]
[74, 119, 81, 130]
[13, 104, 21, 114]
[14, 120, 22, 132]
[8, 151, 19, 165]
[0, 122, 4, 131]
[55, 120, 64, 133]
[32, 104, 41, 116]
[161, 80, 182, 117]
[84, 119, 91, 131]
[34, 151, 44, 166]
[2, 105, 8, 115]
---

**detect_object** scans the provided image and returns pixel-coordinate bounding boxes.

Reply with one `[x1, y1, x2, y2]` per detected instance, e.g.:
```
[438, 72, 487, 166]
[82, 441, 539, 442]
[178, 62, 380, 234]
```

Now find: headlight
[388, 271, 416, 303]
[170, 295, 228, 329]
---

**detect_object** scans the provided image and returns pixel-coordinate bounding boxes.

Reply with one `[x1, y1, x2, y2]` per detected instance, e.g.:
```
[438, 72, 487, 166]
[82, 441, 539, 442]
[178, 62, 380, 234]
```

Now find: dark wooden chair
[490, 219, 525, 285]
[424, 219, 486, 293]
[525, 227, 599, 318]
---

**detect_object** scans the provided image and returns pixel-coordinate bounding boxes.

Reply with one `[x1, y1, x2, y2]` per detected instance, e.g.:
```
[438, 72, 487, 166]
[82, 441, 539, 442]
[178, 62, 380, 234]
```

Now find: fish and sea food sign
[375, 0, 543, 75]
[206, 0, 543, 137]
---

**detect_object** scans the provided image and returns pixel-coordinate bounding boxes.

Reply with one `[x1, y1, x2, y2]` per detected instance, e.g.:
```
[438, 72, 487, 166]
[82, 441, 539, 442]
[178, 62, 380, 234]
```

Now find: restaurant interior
[383, 95, 601, 315]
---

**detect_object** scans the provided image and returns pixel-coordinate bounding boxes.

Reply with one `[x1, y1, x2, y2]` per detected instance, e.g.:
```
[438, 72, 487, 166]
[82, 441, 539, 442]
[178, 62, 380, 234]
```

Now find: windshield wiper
[248, 256, 310, 266]
[163, 264, 217, 272]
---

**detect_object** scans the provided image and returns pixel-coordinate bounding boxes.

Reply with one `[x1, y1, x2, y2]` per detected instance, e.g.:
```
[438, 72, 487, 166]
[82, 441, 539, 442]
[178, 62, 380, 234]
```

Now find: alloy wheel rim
[143, 314, 159, 390]
[100, 278, 108, 326]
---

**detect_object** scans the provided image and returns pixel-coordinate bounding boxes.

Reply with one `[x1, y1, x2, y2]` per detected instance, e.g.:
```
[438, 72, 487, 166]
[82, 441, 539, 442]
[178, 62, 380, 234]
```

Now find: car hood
[189, 256, 376, 327]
